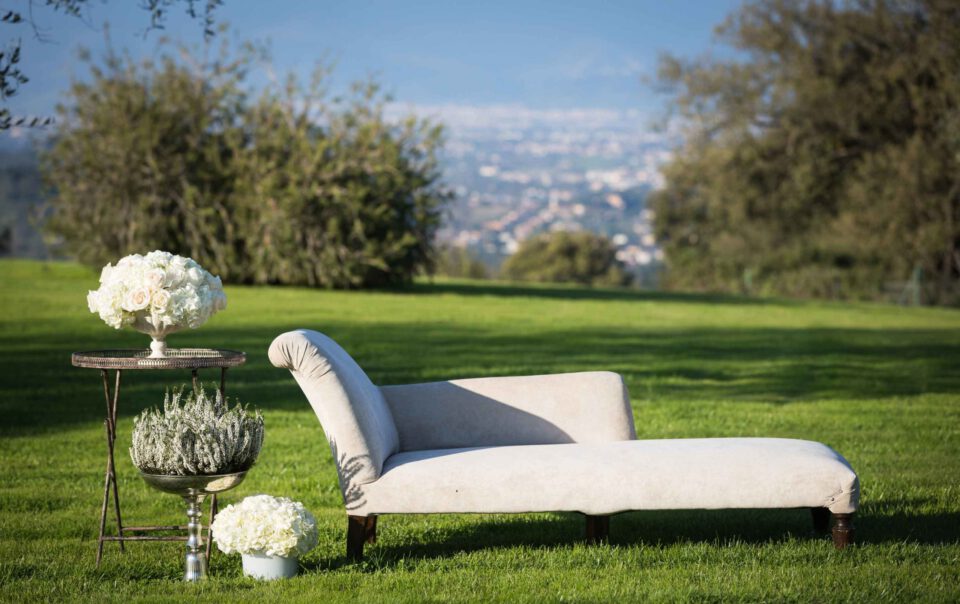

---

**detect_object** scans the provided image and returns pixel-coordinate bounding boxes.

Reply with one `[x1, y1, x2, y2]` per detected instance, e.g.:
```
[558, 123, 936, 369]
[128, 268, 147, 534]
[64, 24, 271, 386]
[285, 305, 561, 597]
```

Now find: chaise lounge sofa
[269, 329, 859, 560]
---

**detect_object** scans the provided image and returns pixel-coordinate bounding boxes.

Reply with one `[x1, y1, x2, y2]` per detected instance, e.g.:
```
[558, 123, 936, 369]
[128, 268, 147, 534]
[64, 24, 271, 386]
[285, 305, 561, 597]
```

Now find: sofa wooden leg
[811, 507, 831, 534]
[832, 513, 855, 549]
[347, 515, 376, 561]
[585, 514, 609, 544]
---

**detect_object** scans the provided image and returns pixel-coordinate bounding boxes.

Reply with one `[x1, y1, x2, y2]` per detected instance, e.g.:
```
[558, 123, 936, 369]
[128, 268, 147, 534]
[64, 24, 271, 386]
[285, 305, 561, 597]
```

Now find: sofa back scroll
[268, 330, 400, 486]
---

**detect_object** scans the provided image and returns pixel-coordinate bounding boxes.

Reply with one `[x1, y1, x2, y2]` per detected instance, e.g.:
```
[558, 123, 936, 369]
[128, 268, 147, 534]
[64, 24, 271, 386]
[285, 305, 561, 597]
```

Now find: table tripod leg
[192, 369, 199, 392]
[109, 370, 124, 552]
[97, 370, 125, 567]
[96, 419, 111, 567]
[220, 367, 227, 397]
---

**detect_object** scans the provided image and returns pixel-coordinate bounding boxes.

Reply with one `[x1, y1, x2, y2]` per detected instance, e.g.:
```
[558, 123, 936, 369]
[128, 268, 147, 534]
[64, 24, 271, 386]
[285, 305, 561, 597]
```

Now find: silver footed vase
[139, 471, 247, 581]
[131, 315, 183, 358]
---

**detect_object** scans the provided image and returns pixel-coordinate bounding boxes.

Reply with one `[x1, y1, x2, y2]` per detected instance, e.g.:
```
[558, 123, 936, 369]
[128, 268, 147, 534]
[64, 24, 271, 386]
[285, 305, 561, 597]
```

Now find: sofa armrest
[380, 371, 636, 452]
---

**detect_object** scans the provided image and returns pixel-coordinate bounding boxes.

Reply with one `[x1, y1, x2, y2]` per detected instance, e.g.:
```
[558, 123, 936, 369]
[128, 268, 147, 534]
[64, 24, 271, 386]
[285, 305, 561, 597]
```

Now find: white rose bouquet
[212, 495, 319, 559]
[86, 251, 227, 356]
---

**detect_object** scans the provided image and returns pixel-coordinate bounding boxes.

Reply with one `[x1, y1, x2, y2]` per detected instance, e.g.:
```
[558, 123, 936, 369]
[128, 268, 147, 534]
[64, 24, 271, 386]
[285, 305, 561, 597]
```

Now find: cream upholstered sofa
[269, 329, 859, 559]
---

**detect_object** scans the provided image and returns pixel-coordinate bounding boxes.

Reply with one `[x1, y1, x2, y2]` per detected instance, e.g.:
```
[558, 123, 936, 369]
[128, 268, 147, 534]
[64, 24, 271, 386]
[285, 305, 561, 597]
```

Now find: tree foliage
[43, 42, 450, 288]
[434, 245, 489, 280]
[502, 230, 632, 287]
[652, 0, 960, 303]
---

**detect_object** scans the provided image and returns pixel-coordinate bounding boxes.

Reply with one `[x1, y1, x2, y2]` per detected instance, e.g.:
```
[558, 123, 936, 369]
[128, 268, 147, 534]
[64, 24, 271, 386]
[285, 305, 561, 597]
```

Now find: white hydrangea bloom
[85, 251, 227, 334]
[211, 495, 319, 558]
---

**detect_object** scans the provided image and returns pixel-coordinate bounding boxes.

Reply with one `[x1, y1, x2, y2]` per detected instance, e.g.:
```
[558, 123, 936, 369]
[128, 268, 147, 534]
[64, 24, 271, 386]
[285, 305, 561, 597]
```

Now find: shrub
[434, 245, 489, 279]
[503, 231, 632, 287]
[43, 42, 450, 288]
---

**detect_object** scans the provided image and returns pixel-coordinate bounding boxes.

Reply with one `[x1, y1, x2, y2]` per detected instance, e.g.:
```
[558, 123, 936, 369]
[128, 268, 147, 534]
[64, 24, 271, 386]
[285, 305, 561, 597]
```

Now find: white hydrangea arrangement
[211, 495, 319, 558]
[86, 251, 227, 353]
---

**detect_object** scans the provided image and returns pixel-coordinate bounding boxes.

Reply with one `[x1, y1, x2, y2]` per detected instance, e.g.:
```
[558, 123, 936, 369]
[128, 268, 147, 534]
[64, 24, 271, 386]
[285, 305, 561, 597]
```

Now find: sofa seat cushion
[355, 438, 858, 516]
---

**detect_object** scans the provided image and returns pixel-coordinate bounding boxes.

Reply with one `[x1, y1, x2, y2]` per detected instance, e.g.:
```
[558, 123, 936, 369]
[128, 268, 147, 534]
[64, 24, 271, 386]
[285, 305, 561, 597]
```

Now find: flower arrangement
[211, 495, 319, 559]
[130, 385, 264, 476]
[86, 250, 227, 356]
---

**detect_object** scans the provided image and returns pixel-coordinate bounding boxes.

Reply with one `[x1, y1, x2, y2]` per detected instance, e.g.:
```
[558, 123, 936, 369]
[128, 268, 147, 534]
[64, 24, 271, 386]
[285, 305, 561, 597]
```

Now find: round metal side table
[71, 348, 246, 567]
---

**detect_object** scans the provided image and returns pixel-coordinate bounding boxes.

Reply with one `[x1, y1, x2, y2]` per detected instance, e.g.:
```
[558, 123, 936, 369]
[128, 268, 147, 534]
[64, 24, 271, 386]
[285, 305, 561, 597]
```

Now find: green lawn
[1, 258, 959, 602]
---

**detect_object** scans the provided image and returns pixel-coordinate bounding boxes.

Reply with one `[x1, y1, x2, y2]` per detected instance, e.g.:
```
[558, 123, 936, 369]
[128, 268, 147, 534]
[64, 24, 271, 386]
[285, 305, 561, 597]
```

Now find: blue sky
[4, 0, 742, 126]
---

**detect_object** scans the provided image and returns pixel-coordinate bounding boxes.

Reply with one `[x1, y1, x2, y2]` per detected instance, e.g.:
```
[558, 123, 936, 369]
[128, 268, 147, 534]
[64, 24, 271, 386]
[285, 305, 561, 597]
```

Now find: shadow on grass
[304, 506, 960, 571]
[395, 280, 788, 307]
[2, 319, 959, 435]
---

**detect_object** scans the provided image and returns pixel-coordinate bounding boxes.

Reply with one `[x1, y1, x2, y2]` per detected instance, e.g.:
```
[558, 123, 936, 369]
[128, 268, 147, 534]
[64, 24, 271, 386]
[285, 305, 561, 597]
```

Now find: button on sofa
[269, 329, 859, 560]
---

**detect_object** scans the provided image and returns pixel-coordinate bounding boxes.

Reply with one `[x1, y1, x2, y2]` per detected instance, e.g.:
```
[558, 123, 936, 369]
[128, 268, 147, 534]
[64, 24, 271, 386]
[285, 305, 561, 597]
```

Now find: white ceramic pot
[241, 552, 299, 580]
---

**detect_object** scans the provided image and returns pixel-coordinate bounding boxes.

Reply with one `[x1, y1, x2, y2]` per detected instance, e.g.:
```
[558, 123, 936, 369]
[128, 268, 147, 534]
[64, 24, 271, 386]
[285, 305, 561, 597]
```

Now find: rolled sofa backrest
[269, 330, 400, 487]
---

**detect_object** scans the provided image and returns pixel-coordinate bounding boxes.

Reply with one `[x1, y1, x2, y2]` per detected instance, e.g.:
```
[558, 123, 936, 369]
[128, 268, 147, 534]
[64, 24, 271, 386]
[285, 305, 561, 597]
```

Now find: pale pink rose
[151, 288, 171, 312]
[145, 268, 166, 290]
[122, 287, 151, 312]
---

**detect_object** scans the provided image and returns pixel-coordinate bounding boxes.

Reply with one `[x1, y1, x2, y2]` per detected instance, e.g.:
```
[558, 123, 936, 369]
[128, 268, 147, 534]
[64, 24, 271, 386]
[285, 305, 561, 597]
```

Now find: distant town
[414, 105, 672, 279]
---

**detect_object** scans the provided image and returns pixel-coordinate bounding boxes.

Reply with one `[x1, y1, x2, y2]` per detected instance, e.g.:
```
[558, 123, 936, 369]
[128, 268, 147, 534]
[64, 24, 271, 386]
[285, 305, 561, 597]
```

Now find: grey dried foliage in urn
[130, 385, 264, 475]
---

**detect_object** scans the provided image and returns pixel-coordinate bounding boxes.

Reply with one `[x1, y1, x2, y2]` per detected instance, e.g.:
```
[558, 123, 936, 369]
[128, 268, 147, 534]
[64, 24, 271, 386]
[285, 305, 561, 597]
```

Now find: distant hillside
[0, 147, 48, 258]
